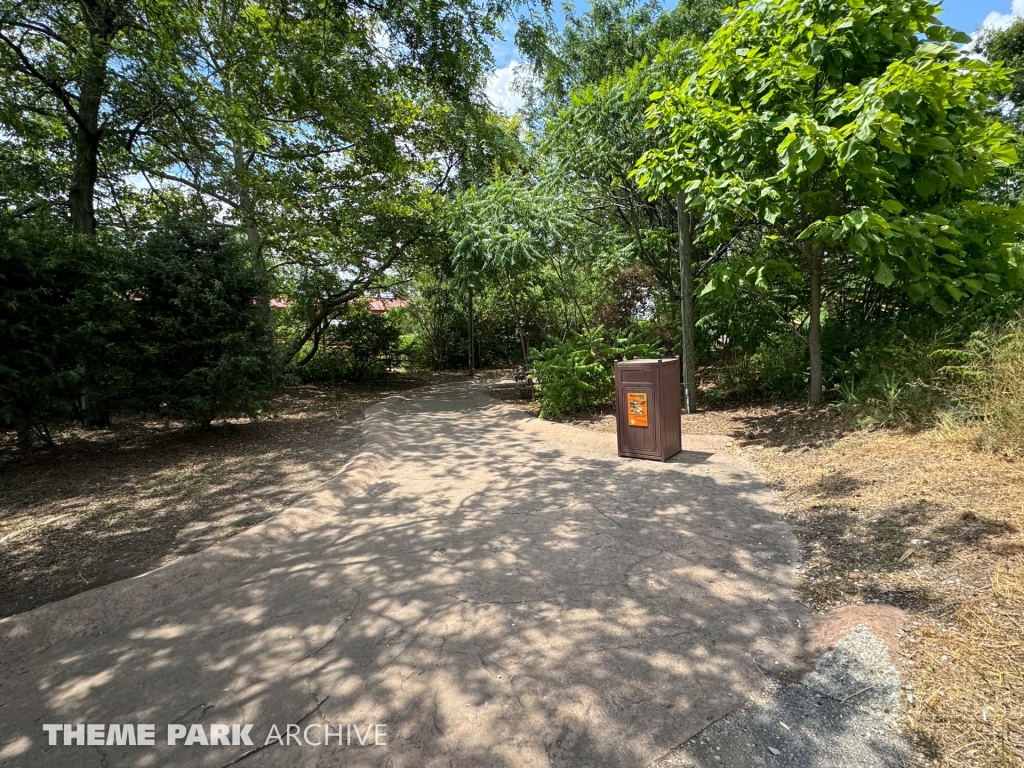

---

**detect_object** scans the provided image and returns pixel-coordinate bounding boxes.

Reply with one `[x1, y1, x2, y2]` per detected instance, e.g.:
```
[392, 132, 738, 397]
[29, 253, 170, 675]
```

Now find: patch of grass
[906, 555, 1024, 767]
[741, 427, 1024, 767]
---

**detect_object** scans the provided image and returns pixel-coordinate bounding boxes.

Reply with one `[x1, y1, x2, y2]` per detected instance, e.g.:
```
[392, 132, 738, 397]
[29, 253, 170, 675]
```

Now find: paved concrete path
[657, 625, 911, 768]
[0, 381, 808, 768]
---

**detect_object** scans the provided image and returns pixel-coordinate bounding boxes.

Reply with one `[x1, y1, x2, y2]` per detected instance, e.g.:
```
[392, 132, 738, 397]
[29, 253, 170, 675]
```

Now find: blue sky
[485, 0, 1024, 110]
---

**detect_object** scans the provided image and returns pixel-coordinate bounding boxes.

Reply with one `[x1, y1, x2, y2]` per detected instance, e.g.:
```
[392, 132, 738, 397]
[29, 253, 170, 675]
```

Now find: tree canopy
[3, 0, 1024, 452]
[635, 0, 1024, 403]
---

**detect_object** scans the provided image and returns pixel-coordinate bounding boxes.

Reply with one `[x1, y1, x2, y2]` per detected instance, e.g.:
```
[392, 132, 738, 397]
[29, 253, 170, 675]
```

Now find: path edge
[0, 391, 412, 665]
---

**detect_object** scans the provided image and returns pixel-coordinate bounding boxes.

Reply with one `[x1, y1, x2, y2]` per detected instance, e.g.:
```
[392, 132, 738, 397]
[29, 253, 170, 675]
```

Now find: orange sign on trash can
[626, 392, 648, 427]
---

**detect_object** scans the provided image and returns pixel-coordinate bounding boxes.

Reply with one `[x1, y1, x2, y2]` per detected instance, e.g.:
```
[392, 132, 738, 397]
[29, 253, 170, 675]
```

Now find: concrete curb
[654, 624, 911, 768]
[0, 391, 412, 665]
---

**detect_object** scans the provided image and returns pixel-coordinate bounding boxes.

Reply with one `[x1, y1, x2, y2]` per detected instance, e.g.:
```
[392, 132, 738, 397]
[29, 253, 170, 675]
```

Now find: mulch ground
[491, 383, 1024, 768]
[0, 373, 459, 620]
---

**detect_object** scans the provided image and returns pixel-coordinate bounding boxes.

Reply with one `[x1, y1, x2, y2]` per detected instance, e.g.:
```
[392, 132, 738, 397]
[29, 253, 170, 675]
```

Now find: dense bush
[530, 326, 665, 418]
[403, 277, 468, 370]
[0, 217, 110, 457]
[124, 212, 280, 427]
[530, 328, 613, 418]
[298, 305, 401, 383]
[403, 274, 529, 371]
[711, 332, 808, 401]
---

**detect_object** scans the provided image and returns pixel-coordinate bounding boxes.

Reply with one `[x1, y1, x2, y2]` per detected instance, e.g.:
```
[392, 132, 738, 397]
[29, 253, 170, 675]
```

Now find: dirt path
[1, 379, 810, 768]
[0, 377, 451, 619]
[492, 387, 1024, 765]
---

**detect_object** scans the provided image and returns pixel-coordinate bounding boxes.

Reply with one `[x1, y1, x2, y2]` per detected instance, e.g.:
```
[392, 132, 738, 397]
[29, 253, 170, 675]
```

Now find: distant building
[267, 297, 406, 314]
[367, 298, 408, 314]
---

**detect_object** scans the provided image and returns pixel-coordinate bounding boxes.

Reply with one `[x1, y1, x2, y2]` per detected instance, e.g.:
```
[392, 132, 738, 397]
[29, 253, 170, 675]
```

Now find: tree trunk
[467, 286, 475, 377]
[14, 413, 34, 463]
[70, 123, 101, 234]
[232, 139, 270, 326]
[69, 0, 119, 235]
[808, 245, 824, 407]
[225, 78, 271, 330]
[294, 323, 324, 367]
[80, 389, 111, 428]
[218, 57, 272, 328]
[676, 192, 697, 414]
[282, 292, 358, 365]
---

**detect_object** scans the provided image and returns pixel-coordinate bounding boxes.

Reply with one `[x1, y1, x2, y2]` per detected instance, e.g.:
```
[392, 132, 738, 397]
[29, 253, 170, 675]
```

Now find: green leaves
[635, 0, 1023, 314]
[530, 325, 665, 418]
[452, 177, 578, 280]
[874, 260, 896, 287]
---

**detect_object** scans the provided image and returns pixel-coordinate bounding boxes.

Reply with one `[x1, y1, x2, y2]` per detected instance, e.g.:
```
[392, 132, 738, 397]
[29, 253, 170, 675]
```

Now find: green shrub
[749, 332, 807, 397]
[403, 277, 467, 370]
[124, 211, 280, 427]
[530, 326, 665, 419]
[708, 333, 806, 400]
[298, 305, 401, 383]
[530, 328, 613, 418]
[0, 216, 110, 457]
[935, 321, 1024, 454]
[828, 323, 956, 424]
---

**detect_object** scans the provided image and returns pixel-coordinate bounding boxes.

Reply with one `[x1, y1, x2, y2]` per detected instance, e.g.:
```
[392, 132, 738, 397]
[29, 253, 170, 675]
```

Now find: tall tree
[133, 0, 508, 358]
[978, 19, 1024, 110]
[542, 39, 709, 396]
[452, 176, 585, 364]
[0, 0, 174, 232]
[636, 0, 1024, 405]
[517, 0, 725, 407]
[517, 0, 723, 111]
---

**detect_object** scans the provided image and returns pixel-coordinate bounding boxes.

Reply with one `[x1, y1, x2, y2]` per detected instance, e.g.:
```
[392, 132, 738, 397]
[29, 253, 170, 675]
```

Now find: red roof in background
[368, 298, 407, 313]
[268, 297, 405, 313]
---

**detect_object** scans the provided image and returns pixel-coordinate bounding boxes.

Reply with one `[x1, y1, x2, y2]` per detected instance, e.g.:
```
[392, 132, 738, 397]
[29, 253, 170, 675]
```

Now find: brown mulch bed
[491, 384, 1024, 767]
[0, 373, 459, 620]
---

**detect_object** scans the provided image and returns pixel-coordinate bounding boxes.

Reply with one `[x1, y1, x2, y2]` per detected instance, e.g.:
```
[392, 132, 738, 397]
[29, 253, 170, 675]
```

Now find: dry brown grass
[738, 426, 1024, 767]
[906, 556, 1024, 767]
[939, 322, 1024, 456]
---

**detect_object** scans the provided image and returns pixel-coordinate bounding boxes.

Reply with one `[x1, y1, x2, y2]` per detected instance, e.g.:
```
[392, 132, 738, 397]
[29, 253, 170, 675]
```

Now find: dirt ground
[2, 376, 1020, 765]
[491, 383, 1024, 768]
[0, 373, 460, 619]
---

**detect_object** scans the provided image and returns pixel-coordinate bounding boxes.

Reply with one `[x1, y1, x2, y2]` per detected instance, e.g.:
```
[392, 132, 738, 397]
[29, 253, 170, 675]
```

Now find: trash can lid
[615, 357, 677, 365]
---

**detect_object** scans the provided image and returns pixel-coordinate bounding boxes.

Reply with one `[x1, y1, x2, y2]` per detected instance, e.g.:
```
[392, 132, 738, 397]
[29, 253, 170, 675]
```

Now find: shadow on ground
[0, 380, 443, 618]
[0, 383, 857, 768]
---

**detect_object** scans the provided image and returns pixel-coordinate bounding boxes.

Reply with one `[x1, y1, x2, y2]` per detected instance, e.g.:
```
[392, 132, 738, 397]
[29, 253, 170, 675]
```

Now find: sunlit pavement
[0, 380, 809, 767]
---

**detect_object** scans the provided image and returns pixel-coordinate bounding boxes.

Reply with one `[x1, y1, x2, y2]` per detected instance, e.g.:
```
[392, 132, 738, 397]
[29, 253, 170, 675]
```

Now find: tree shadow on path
[2, 383, 830, 768]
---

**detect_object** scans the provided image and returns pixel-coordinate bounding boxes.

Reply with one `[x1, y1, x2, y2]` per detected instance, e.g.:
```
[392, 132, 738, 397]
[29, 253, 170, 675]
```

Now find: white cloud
[486, 61, 525, 116]
[981, 0, 1024, 31]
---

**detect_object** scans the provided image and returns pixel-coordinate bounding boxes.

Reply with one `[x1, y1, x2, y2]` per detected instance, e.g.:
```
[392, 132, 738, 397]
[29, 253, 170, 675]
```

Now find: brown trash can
[614, 358, 682, 462]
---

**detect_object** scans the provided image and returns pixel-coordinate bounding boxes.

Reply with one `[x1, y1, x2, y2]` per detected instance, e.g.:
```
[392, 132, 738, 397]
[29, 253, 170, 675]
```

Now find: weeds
[934, 320, 1024, 456]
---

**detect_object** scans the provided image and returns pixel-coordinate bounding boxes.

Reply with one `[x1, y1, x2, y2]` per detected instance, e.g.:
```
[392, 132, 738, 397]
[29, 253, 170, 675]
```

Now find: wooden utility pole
[467, 285, 475, 377]
[677, 192, 697, 414]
